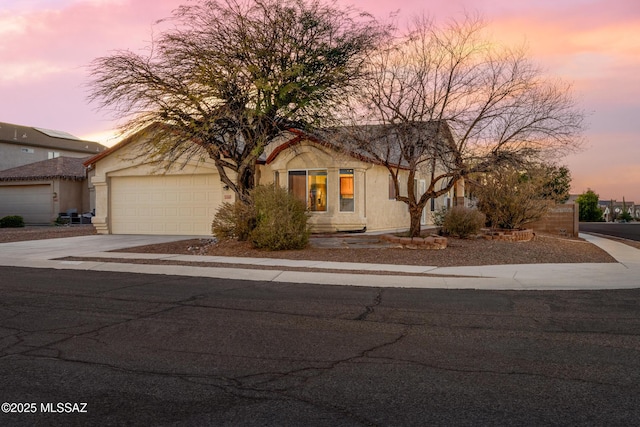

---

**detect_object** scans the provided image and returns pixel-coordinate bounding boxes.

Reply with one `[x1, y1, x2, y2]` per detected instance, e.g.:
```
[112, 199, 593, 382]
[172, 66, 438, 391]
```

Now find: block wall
[526, 204, 579, 237]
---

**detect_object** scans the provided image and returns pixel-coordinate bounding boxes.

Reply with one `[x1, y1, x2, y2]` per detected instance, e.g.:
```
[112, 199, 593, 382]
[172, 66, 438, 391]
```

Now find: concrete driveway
[0, 233, 638, 290]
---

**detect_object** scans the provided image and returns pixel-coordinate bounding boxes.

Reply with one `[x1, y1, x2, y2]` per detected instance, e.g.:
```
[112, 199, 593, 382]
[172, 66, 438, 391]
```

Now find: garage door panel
[0, 185, 53, 224]
[111, 175, 221, 235]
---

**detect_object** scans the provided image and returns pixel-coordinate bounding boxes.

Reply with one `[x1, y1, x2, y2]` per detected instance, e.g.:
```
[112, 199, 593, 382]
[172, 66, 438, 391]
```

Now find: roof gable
[267, 122, 454, 169]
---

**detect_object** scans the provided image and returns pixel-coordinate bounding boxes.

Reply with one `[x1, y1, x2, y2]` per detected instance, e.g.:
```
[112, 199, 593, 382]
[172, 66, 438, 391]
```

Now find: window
[288, 170, 327, 212]
[21, 148, 34, 154]
[339, 169, 354, 212]
[48, 151, 60, 159]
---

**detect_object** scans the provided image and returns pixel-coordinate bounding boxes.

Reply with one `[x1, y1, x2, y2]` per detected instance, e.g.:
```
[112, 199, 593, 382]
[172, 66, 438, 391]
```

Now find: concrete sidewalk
[0, 233, 638, 290]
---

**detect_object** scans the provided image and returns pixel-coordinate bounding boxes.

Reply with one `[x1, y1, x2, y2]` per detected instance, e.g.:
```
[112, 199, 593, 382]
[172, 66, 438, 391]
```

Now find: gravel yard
[0, 225, 96, 243]
[120, 233, 617, 267]
[0, 225, 622, 267]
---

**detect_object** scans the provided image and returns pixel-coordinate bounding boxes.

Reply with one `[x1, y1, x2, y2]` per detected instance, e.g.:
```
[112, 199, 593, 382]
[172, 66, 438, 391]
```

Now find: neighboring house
[0, 157, 91, 224]
[0, 121, 106, 171]
[85, 125, 460, 235]
[599, 199, 637, 222]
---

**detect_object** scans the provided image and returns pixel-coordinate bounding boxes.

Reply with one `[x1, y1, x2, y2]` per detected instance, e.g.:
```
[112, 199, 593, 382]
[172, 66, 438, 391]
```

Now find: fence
[525, 204, 579, 237]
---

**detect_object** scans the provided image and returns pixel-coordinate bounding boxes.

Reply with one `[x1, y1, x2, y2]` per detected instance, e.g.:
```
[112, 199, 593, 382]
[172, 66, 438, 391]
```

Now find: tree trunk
[409, 206, 422, 237]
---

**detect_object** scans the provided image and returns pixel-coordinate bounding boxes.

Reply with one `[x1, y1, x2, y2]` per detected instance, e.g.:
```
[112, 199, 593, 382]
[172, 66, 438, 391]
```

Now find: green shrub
[0, 215, 25, 228]
[211, 200, 255, 241]
[619, 211, 633, 222]
[442, 206, 485, 238]
[250, 184, 309, 250]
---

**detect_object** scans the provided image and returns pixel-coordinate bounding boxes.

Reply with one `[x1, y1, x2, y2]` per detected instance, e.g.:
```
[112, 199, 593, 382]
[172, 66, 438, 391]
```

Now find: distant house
[0, 157, 92, 224]
[0, 121, 106, 171]
[0, 122, 106, 224]
[85, 124, 461, 235]
[599, 200, 637, 222]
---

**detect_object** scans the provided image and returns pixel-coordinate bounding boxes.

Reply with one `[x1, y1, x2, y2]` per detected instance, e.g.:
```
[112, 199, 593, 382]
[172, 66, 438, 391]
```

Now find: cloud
[0, 62, 67, 83]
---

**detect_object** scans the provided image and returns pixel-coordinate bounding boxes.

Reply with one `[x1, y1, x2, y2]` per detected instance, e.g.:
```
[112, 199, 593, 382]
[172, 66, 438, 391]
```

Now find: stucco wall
[0, 142, 93, 171]
[57, 179, 88, 214]
[264, 140, 413, 233]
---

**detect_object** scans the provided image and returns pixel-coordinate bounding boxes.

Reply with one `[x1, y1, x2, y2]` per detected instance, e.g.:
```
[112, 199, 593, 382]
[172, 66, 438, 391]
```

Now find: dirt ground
[0, 225, 625, 267]
[120, 233, 618, 267]
[0, 225, 97, 243]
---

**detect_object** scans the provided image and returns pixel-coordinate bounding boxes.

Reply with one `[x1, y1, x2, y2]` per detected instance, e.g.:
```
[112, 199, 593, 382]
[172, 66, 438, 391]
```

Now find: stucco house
[0, 121, 106, 224]
[0, 157, 92, 224]
[0, 121, 106, 171]
[85, 124, 462, 235]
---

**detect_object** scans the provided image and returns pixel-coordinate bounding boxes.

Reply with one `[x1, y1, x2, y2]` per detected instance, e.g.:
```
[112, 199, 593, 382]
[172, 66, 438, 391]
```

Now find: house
[599, 200, 637, 222]
[85, 124, 461, 235]
[0, 121, 106, 224]
[0, 121, 106, 171]
[0, 157, 91, 224]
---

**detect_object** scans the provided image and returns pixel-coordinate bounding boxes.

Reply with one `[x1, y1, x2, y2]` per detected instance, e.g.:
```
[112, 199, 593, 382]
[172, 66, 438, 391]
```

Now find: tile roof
[0, 121, 106, 154]
[0, 156, 88, 181]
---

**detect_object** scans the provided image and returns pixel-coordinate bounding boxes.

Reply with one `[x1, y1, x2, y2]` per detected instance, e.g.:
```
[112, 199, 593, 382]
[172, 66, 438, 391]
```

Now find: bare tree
[335, 15, 584, 236]
[88, 0, 387, 202]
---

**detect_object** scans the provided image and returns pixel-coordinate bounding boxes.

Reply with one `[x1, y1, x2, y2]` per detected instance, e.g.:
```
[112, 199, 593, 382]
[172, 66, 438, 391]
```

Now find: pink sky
[1, 0, 639, 202]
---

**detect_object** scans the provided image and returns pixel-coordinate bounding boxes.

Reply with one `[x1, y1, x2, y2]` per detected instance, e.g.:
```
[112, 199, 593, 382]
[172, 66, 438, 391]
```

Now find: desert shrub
[211, 200, 255, 241]
[250, 184, 309, 250]
[475, 166, 553, 229]
[619, 211, 633, 222]
[441, 206, 485, 238]
[0, 215, 25, 228]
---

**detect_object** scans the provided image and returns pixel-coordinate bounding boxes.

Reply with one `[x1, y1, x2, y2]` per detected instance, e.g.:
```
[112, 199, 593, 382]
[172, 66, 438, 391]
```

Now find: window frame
[288, 169, 329, 213]
[339, 168, 355, 212]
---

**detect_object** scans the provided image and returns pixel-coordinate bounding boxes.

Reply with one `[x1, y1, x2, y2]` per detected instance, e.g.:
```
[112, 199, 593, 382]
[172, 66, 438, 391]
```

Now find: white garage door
[110, 175, 222, 235]
[0, 184, 53, 224]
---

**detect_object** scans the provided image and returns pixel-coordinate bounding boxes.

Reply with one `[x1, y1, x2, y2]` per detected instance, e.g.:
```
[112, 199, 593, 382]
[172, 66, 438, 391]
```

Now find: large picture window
[339, 169, 354, 212]
[288, 170, 327, 212]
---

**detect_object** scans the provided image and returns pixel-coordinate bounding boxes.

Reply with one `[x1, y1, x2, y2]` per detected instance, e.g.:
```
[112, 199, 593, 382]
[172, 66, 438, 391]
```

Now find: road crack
[355, 288, 384, 321]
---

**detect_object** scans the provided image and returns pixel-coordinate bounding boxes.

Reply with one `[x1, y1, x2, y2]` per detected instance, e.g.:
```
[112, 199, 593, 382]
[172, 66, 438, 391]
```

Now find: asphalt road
[2, 267, 640, 426]
[580, 222, 640, 241]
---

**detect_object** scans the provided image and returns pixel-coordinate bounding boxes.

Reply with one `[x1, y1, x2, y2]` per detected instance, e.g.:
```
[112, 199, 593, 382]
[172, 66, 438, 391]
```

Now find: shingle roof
[0, 156, 88, 181]
[267, 121, 455, 168]
[0, 121, 106, 154]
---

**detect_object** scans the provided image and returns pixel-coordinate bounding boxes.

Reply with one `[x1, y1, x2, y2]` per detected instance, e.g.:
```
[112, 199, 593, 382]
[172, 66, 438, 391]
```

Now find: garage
[0, 184, 53, 224]
[110, 174, 222, 235]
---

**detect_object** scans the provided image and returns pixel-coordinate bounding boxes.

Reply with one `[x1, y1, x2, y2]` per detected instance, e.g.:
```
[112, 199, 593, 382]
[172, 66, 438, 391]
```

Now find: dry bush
[251, 185, 309, 250]
[442, 206, 485, 238]
[211, 201, 255, 241]
[211, 185, 309, 250]
[475, 167, 554, 230]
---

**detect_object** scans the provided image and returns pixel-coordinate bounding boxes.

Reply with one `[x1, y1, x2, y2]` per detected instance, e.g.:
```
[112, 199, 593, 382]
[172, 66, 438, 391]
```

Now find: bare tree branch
[333, 14, 584, 236]
[87, 0, 389, 202]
